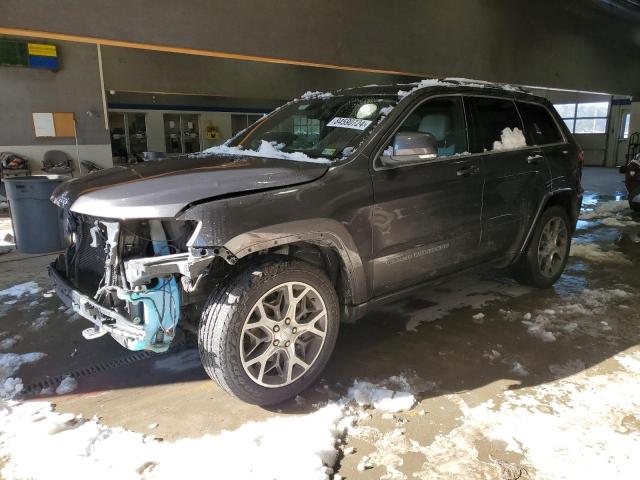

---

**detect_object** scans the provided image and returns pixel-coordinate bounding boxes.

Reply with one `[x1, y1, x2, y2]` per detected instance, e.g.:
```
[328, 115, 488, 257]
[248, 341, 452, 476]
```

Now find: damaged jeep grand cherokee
[50, 79, 583, 405]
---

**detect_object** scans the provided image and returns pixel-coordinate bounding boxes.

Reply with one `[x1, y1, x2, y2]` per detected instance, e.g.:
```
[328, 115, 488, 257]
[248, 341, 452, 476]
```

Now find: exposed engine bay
[49, 214, 230, 352]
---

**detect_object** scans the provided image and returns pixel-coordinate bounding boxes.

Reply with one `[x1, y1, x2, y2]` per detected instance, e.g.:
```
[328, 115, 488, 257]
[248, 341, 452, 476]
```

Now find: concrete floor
[1, 166, 638, 478]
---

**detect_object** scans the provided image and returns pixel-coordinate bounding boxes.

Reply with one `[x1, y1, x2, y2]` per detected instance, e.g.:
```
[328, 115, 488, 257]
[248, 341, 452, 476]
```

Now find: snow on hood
[203, 140, 330, 165]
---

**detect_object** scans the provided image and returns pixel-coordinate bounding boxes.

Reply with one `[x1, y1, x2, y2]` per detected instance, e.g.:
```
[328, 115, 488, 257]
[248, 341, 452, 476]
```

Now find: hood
[51, 153, 329, 219]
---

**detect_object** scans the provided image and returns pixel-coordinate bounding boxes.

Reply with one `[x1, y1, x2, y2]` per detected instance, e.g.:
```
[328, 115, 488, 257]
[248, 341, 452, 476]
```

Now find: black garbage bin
[3, 176, 67, 254]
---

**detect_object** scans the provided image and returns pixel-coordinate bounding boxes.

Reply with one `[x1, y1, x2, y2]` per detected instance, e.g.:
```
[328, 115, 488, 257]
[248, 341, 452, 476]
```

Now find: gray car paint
[51, 154, 329, 219]
[51, 82, 582, 309]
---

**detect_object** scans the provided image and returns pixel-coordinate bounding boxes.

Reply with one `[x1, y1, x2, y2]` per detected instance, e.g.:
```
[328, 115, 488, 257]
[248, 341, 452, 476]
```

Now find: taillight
[578, 150, 585, 164]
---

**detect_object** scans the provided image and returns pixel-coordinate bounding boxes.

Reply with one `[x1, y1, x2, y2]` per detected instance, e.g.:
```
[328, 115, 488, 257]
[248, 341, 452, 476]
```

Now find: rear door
[465, 96, 550, 259]
[369, 95, 483, 296]
[516, 100, 576, 190]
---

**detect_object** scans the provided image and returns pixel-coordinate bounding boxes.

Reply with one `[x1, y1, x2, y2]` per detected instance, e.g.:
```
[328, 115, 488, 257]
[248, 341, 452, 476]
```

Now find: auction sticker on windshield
[327, 117, 372, 130]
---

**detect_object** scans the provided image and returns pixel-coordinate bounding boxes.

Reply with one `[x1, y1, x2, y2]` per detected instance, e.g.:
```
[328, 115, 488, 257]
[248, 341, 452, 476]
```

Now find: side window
[517, 102, 564, 145]
[389, 96, 468, 157]
[465, 97, 528, 153]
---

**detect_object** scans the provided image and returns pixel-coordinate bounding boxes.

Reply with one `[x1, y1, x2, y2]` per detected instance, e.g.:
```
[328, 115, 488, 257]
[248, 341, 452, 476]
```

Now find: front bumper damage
[49, 217, 223, 353]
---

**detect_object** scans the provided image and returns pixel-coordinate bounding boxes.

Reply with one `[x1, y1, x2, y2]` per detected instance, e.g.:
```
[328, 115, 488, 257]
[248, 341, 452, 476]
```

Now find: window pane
[576, 102, 609, 118]
[467, 97, 524, 153]
[231, 114, 248, 136]
[395, 96, 468, 157]
[623, 113, 631, 139]
[164, 114, 182, 153]
[182, 114, 200, 153]
[575, 118, 607, 134]
[562, 119, 575, 133]
[128, 113, 147, 155]
[554, 103, 576, 119]
[517, 102, 563, 145]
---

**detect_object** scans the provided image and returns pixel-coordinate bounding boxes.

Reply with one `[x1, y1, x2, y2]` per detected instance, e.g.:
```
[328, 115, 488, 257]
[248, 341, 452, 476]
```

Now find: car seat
[418, 114, 456, 156]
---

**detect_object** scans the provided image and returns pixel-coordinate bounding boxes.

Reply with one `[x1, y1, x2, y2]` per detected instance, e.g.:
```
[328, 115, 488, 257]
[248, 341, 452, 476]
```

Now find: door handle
[527, 154, 544, 164]
[456, 165, 478, 177]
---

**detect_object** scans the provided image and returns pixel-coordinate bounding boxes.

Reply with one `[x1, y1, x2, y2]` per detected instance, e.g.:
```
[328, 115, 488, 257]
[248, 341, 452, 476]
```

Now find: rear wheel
[198, 257, 339, 405]
[511, 205, 571, 288]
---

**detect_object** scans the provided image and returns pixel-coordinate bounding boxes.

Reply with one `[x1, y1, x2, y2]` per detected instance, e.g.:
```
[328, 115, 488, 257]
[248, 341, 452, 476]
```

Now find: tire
[198, 256, 340, 405]
[510, 205, 572, 288]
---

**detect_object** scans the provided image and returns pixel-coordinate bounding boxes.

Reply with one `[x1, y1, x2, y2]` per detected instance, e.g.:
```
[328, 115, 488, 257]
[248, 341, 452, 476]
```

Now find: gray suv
[50, 78, 583, 405]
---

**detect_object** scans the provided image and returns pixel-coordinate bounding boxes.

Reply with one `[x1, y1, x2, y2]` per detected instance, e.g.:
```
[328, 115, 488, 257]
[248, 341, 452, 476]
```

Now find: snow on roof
[397, 77, 526, 99]
[300, 90, 334, 100]
[202, 140, 330, 165]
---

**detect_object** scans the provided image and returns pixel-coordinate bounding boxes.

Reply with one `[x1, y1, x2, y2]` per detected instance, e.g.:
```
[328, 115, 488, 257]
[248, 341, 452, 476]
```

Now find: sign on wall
[0, 38, 60, 70]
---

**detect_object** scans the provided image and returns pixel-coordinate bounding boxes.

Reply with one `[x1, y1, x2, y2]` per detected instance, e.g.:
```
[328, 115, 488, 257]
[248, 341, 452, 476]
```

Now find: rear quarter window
[517, 101, 564, 145]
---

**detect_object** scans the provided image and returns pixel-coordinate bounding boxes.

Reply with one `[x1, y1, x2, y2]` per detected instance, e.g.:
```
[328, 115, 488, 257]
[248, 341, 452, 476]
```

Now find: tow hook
[82, 326, 108, 340]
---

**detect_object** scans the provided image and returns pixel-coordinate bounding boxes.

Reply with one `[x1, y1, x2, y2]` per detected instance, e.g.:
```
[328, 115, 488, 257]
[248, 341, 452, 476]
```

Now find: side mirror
[619, 165, 627, 174]
[381, 132, 438, 166]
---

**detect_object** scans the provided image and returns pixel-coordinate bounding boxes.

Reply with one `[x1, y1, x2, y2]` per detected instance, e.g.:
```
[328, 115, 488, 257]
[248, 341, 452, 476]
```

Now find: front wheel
[198, 257, 339, 405]
[511, 205, 571, 288]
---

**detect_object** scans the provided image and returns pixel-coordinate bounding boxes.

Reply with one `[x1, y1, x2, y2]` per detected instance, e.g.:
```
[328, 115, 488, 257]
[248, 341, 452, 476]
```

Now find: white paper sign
[33, 113, 56, 137]
[326, 117, 372, 130]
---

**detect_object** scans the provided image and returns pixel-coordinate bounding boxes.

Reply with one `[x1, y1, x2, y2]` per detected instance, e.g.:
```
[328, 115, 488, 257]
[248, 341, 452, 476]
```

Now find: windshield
[229, 95, 398, 160]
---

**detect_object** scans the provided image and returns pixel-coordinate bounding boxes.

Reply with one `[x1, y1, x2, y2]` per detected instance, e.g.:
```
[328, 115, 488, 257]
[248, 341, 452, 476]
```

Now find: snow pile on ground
[515, 287, 632, 340]
[0, 281, 41, 303]
[355, 426, 424, 478]
[202, 140, 330, 164]
[601, 216, 637, 228]
[55, 376, 78, 395]
[403, 275, 530, 332]
[570, 242, 631, 264]
[492, 127, 527, 151]
[348, 377, 416, 413]
[0, 401, 347, 480]
[408, 351, 640, 479]
[581, 200, 629, 220]
[30, 309, 55, 331]
[510, 361, 530, 377]
[0, 352, 46, 399]
[0, 334, 21, 351]
[522, 314, 557, 342]
[0, 352, 46, 380]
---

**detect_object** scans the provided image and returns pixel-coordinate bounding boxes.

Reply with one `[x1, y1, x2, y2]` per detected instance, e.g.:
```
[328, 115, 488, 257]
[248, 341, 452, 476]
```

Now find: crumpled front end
[49, 213, 205, 352]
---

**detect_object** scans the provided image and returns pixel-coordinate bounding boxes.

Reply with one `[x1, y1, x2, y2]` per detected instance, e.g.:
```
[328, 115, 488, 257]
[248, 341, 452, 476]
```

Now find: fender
[223, 218, 368, 304]
[515, 187, 580, 259]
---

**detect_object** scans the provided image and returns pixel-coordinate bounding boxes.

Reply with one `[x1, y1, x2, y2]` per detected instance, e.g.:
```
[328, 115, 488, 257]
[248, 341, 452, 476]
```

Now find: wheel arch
[223, 218, 368, 306]
[515, 188, 578, 262]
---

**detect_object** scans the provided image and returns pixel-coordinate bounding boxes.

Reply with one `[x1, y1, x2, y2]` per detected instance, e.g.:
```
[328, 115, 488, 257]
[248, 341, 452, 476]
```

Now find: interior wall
[100, 47, 416, 101]
[2, 0, 640, 95]
[0, 38, 111, 172]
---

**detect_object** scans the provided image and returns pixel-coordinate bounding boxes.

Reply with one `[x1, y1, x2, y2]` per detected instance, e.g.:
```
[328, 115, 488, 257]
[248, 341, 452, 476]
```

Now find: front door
[370, 96, 483, 296]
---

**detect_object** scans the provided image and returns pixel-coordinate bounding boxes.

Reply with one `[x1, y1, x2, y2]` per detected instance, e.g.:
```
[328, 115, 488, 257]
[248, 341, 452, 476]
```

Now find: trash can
[3, 176, 67, 254]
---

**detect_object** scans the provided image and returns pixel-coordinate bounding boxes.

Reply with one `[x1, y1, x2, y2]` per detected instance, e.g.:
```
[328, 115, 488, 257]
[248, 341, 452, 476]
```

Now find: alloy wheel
[240, 281, 328, 387]
[537, 216, 568, 278]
